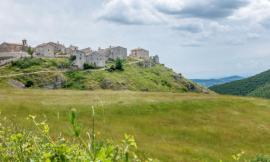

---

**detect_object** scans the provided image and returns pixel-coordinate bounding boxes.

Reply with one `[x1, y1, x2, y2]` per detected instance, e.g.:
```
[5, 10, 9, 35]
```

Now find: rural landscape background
[1, 0, 270, 162]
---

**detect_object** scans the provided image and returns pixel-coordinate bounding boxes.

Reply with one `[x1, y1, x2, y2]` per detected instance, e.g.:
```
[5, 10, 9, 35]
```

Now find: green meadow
[0, 88, 270, 161]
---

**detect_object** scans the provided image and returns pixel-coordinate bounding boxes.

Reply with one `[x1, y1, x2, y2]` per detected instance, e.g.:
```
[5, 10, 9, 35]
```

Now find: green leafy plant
[83, 63, 95, 70]
[11, 58, 43, 69]
[27, 47, 34, 58]
[115, 58, 124, 71]
[0, 109, 157, 162]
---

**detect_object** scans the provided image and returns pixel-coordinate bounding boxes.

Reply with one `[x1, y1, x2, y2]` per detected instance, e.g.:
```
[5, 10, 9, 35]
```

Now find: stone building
[99, 46, 127, 61]
[73, 50, 86, 69]
[65, 45, 78, 56]
[86, 51, 105, 68]
[81, 47, 93, 54]
[0, 39, 29, 66]
[151, 55, 159, 64]
[130, 48, 150, 60]
[73, 50, 105, 69]
[34, 42, 66, 58]
[0, 39, 28, 53]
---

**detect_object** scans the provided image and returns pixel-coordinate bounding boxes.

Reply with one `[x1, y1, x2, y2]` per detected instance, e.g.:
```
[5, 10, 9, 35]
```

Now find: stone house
[81, 47, 93, 54]
[130, 48, 149, 60]
[0, 39, 29, 66]
[65, 45, 78, 56]
[99, 46, 127, 61]
[73, 50, 106, 69]
[34, 42, 66, 58]
[86, 51, 105, 68]
[0, 39, 28, 53]
[73, 50, 86, 69]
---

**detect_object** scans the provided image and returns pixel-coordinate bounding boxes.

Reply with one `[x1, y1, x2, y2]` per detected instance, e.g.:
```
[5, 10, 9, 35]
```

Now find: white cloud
[230, 0, 270, 25]
[98, 0, 165, 25]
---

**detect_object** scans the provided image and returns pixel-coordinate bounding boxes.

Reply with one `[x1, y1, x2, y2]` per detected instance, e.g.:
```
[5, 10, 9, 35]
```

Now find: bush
[25, 80, 34, 88]
[115, 58, 124, 71]
[106, 65, 116, 72]
[11, 58, 43, 69]
[27, 47, 34, 58]
[83, 63, 95, 70]
[69, 55, 76, 62]
[0, 109, 157, 162]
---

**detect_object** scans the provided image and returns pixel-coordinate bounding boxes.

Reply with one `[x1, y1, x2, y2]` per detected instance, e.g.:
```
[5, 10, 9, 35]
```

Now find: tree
[115, 58, 124, 71]
[27, 47, 34, 58]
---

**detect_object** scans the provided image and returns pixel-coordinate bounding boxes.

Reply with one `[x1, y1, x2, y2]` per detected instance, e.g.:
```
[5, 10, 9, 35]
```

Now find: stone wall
[0, 52, 29, 66]
[35, 44, 55, 57]
[130, 48, 149, 60]
[86, 51, 106, 68]
[99, 46, 127, 61]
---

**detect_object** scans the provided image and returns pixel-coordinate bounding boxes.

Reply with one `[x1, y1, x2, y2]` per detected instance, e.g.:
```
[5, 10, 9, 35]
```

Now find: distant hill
[0, 57, 208, 93]
[192, 76, 243, 87]
[210, 70, 270, 98]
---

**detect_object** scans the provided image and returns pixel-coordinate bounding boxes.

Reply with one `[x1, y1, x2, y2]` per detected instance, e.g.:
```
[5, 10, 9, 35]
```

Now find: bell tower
[22, 39, 27, 47]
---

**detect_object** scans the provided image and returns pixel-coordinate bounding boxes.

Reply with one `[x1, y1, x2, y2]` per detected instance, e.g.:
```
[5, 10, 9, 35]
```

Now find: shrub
[27, 47, 34, 58]
[11, 58, 43, 69]
[106, 65, 116, 72]
[25, 80, 34, 88]
[0, 109, 157, 162]
[83, 63, 95, 70]
[69, 55, 76, 62]
[115, 58, 124, 71]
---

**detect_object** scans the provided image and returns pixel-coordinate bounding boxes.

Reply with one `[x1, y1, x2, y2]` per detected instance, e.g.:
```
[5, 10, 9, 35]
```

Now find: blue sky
[1, 0, 270, 79]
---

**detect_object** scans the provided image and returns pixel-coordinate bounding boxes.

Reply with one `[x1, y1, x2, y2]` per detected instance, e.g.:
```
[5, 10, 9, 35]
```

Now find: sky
[0, 0, 270, 79]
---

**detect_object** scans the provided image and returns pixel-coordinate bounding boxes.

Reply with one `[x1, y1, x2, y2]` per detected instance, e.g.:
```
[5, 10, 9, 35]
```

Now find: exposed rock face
[44, 75, 65, 89]
[136, 57, 160, 68]
[100, 79, 113, 89]
[8, 80, 25, 89]
[173, 73, 183, 81]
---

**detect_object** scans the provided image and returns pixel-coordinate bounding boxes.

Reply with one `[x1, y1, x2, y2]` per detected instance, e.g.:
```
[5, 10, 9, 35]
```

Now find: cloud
[172, 21, 204, 33]
[230, 0, 270, 26]
[98, 0, 250, 25]
[156, 0, 249, 19]
[98, 0, 164, 25]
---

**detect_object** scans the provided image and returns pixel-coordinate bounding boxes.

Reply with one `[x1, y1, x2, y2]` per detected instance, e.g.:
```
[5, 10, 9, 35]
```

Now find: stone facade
[81, 47, 93, 54]
[0, 40, 28, 53]
[99, 46, 127, 61]
[130, 48, 149, 60]
[151, 55, 159, 64]
[73, 50, 86, 69]
[73, 50, 105, 69]
[65, 45, 78, 56]
[0, 40, 29, 66]
[34, 42, 66, 58]
[86, 51, 105, 68]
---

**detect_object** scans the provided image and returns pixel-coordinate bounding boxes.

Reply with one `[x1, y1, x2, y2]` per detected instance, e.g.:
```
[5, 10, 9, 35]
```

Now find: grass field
[0, 88, 270, 161]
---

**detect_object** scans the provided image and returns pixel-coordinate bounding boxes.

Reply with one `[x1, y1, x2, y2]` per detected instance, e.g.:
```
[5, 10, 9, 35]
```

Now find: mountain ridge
[192, 75, 243, 87]
[210, 69, 270, 98]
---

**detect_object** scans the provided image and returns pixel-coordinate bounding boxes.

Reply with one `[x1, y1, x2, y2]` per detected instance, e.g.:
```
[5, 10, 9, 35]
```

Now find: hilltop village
[0, 40, 160, 68]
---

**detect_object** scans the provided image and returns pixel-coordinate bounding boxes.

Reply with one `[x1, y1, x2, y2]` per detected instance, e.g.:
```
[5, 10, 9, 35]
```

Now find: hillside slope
[0, 89, 270, 161]
[210, 69, 270, 98]
[192, 76, 243, 87]
[0, 57, 207, 93]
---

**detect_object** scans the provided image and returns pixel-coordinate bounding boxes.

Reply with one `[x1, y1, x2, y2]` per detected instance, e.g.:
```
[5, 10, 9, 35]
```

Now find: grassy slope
[0, 58, 205, 93]
[0, 89, 270, 161]
[210, 69, 270, 98]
